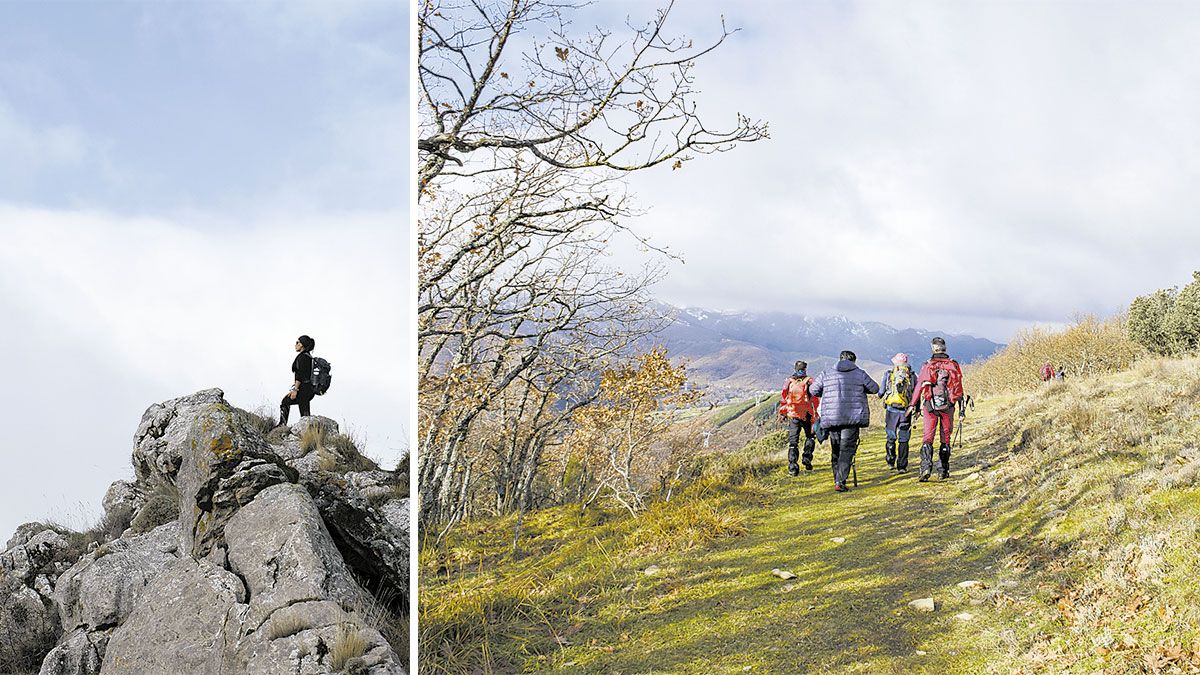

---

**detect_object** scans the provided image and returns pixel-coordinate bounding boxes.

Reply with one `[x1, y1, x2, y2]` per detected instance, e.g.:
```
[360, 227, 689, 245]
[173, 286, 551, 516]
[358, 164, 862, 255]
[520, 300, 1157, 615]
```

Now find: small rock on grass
[957, 580, 985, 589]
[830, 537, 846, 544]
[771, 568, 797, 580]
[915, 650, 928, 656]
[644, 565, 661, 576]
[908, 598, 937, 612]
[955, 612, 975, 621]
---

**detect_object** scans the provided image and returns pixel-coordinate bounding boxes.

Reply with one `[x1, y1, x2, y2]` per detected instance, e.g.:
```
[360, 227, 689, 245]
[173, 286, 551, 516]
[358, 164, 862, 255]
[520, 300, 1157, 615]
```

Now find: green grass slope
[421, 357, 1200, 674]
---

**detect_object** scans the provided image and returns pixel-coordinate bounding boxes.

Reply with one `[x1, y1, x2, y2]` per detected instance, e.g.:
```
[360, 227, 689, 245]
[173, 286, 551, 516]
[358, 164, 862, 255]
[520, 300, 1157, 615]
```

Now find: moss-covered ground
[421, 358, 1200, 674]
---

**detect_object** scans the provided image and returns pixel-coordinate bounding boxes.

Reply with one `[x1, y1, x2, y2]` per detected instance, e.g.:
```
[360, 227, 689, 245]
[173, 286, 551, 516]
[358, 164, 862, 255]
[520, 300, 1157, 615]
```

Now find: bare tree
[417, 0, 766, 532]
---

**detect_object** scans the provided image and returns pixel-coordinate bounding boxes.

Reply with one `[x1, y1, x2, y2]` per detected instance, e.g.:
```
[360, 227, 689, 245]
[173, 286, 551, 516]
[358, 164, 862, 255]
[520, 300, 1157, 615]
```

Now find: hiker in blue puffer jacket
[809, 350, 880, 492]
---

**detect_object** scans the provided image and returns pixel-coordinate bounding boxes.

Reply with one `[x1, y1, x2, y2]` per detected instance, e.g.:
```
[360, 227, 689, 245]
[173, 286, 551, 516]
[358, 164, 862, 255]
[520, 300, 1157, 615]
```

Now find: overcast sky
[583, 1, 1200, 342]
[0, 1, 407, 540]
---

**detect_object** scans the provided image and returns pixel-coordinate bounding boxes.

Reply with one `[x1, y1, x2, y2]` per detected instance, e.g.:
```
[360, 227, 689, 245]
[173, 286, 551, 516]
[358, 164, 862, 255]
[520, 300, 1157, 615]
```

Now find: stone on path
[957, 580, 985, 589]
[771, 568, 797, 580]
[908, 597, 937, 612]
[830, 537, 846, 544]
[955, 612, 975, 621]
[643, 565, 661, 577]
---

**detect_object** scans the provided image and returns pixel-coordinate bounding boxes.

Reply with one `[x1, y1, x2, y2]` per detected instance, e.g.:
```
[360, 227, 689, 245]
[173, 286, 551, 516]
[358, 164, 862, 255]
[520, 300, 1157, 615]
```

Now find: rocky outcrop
[101, 557, 247, 674]
[4, 388, 408, 674]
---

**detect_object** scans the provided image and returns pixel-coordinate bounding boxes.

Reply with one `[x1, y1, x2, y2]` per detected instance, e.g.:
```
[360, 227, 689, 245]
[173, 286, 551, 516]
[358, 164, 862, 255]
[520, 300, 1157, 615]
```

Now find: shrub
[130, 494, 176, 534]
[1128, 288, 1177, 356]
[967, 315, 1143, 395]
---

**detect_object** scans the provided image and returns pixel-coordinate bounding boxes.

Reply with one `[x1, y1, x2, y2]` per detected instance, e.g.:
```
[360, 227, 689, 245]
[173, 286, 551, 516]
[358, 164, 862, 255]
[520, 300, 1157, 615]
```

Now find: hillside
[655, 303, 1003, 399]
[420, 357, 1200, 673]
[0, 390, 409, 675]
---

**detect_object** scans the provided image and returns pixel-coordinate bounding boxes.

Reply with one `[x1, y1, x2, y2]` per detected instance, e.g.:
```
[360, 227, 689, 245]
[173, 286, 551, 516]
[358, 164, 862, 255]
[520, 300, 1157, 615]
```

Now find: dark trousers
[280, 384, 314, 424]
[826, 426, 860, 487]
[884, 407, 912, 470]
[786, 417, 816, 470]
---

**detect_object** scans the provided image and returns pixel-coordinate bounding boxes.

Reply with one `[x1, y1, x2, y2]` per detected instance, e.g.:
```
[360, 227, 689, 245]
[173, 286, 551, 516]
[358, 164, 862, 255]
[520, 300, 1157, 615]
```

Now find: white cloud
[592, 1, 1200, 341]
[0, 208, 408, 539]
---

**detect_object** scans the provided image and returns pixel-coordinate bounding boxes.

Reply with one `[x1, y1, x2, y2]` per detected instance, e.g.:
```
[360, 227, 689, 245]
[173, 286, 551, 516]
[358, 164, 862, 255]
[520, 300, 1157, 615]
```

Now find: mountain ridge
[653, 303, 1004, 398]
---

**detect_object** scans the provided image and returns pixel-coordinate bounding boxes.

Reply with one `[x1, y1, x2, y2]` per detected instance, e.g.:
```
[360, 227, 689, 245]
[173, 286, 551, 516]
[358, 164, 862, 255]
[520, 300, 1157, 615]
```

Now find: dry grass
[329, 623, 369, 672]
[242, 406, 278, 436]
[268, 612, 310, 640]
[967, 314, 1143, 395]
[300, 424, 326, 455]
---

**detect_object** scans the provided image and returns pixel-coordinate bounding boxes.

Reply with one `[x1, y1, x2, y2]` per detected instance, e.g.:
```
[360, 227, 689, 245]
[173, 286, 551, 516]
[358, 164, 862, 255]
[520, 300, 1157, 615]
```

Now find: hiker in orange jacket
[779, 360, 820, 476]
[906, 337, 965, 482]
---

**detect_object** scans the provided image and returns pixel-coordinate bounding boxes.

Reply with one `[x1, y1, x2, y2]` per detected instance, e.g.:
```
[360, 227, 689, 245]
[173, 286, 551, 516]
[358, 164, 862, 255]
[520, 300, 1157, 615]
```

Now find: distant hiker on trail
[809, 351, 879, 493]
[779, 360, 820, 475]
[877, 353, 916, 472]
[280, 335, 316, 425]
[1041, 361, 1056, 382]
[906, 337, 965, 482]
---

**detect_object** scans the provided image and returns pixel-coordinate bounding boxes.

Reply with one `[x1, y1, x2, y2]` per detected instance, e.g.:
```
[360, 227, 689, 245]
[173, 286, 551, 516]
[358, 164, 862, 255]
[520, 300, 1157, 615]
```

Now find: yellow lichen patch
[209, 434, 237, 460]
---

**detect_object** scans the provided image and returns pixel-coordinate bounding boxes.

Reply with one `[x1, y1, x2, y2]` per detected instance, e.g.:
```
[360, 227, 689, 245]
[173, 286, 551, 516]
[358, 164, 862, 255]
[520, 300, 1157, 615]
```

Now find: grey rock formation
[8, 389, 408, 674]
[53, 523, 178, 632]
[172, 396, 293, 558]
[2, 529, 70, 584]
[131, 388, 227, 485]
[101, 557, 247, 674]
[100, 481, 145, 522]
[0, 574, 61, 672]
[38, 628, 109, 675]
[225, 483, 402, 674]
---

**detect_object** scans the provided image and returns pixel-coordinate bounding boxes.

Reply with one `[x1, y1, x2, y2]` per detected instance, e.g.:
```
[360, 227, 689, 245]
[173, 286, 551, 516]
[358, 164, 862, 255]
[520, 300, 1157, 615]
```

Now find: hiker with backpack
[906, 337, 966, 482]
[280, 334, 332, 425]
[877, 353, 916, 472]
[1041, 361, 1055, 382]
[779, 360, 820, 475]
[809, 351, 880, 492]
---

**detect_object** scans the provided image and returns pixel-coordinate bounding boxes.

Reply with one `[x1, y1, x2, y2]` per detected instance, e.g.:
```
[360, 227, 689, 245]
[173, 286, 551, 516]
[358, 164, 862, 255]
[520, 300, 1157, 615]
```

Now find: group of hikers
[1041, 361, 1067, 382]
[778, 337, 966, 492]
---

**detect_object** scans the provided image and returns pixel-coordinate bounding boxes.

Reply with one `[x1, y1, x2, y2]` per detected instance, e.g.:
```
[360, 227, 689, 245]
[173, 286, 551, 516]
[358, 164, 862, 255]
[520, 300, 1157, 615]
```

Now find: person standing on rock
[877, 353, 916, 472]
[280, 335, 316, 425]
[778, 360, 820, 475]
[906, 337, 966, 482]
[808, 350, 879, 492]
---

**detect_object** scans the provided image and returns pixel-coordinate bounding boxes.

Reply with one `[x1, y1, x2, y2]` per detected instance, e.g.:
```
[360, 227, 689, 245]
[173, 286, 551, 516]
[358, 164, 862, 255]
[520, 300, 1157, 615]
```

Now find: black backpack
[310, 356, 332, 395]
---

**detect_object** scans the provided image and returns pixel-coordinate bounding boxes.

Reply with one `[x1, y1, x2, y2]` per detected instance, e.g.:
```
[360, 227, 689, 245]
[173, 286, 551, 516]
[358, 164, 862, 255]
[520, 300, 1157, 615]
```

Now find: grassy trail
[425, 363, 1200, 674]
[553, 404, 1012, 674]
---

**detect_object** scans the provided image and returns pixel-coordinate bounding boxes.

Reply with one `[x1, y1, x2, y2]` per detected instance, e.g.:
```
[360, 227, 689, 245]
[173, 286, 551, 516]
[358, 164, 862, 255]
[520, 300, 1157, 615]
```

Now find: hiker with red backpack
[779, 360, 820, 475]
[877, 353, 916, 472]
[906, 337, 966, 482]
[1040, 361, 1055, 382]
[809, 351, 880, 492]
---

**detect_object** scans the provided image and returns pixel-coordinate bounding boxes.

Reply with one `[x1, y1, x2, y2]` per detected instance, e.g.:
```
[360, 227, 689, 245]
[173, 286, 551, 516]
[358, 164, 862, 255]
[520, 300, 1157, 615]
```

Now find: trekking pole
[852, 459, 857, 487]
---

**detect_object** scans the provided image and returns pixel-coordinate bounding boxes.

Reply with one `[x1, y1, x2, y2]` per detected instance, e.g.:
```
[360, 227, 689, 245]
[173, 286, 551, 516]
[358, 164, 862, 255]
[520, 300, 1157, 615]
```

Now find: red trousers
[922, 409, 954, 445]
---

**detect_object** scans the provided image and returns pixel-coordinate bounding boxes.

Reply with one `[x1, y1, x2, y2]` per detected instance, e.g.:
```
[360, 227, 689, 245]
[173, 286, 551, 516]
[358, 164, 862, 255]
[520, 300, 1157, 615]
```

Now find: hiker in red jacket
[1040, 362, 1055, 382]
[779, 360, 820, 476]
[906, 337, 965, 482]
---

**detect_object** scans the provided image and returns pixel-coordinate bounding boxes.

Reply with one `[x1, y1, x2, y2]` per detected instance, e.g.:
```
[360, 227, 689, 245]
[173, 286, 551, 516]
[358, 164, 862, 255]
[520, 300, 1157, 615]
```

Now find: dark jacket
[809, 359, 880, 428]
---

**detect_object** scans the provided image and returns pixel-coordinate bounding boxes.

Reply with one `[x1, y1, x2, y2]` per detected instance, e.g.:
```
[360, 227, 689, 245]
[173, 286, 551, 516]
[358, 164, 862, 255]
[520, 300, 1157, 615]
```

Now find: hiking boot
[938, 444, 952, 475]
[897, 441, 910, 470]
[803, 462, 813, 471]
[918, 471, 931, 482]
[939, 470, 950, 480]
[788, 463, 800, 477]
[885, 439, 897, 468]
[834, 483, 849, 492]
[919, 443, 934, 477]
[897, 467, 909, 474]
